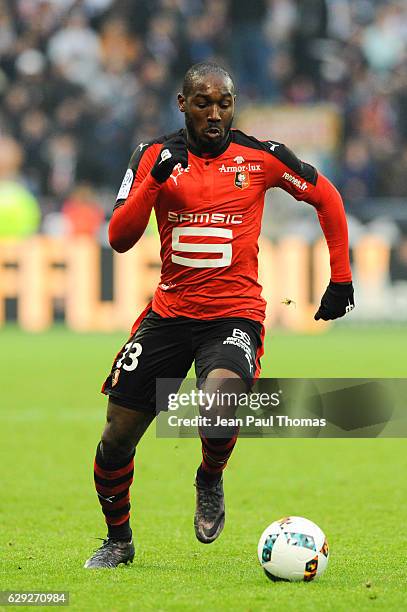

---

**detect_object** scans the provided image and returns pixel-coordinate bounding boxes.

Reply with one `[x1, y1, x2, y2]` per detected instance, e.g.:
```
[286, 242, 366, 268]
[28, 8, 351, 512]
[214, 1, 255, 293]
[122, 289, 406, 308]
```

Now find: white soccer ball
[258, 516, 329, 582]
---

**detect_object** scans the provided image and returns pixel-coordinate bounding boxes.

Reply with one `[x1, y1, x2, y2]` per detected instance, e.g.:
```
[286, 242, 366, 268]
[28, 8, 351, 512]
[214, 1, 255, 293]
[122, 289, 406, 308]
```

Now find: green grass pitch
[1, 324, 406, 611]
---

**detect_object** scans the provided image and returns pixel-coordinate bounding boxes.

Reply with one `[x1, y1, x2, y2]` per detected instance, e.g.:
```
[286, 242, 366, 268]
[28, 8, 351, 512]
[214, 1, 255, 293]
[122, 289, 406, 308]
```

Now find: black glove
[314, 281, 355, 321]
[150, 135, 188, 183]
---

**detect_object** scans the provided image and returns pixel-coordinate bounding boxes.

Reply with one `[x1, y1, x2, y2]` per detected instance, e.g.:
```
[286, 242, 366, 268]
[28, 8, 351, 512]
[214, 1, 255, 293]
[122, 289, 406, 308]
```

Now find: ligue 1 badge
[234, 170, 250, 190]
[112, 369, 121, 387]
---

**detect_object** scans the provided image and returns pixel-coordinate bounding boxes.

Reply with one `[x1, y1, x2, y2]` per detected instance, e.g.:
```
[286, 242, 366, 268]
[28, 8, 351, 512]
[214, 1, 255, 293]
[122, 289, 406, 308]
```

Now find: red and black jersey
[110, 129, 352, 323]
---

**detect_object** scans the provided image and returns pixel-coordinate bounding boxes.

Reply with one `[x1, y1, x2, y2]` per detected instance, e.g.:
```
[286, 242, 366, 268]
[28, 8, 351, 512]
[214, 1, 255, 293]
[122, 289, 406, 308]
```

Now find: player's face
[178, 74, 235, 153]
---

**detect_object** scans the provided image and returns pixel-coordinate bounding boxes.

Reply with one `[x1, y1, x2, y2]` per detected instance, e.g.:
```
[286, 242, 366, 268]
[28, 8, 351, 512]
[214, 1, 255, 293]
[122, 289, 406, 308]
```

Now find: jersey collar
[183, 129, 232, 159]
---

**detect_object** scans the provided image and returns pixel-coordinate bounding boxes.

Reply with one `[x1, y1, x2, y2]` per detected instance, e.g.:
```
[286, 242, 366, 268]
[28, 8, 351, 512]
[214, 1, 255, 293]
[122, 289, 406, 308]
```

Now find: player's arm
[109, 135, 188, 252]
[263, 142, 354, 320]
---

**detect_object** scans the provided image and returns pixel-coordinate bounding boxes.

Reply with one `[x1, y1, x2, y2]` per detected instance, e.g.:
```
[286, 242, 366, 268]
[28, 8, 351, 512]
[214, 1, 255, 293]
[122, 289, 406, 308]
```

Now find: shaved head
[182, 62, 235, 99]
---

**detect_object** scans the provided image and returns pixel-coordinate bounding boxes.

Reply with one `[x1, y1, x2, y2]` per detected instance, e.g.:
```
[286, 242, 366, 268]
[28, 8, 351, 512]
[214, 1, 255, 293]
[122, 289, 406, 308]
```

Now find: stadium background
[1, 1, 406, 610]
[1, 0, 407, 329]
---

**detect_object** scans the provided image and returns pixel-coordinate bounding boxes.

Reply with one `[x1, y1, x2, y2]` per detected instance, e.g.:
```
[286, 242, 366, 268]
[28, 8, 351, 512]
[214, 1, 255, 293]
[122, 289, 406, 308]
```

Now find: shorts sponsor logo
[282, 171, 307, 191]
[235, 171, 250, 190]
[245, 353, 253, 373]
[223, 328, 254, 373]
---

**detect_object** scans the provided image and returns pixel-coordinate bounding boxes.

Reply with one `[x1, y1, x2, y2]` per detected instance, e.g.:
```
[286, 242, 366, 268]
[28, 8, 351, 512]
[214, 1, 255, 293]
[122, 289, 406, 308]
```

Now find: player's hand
[314, 281, 355, 321]
[150, 135, 188, 183]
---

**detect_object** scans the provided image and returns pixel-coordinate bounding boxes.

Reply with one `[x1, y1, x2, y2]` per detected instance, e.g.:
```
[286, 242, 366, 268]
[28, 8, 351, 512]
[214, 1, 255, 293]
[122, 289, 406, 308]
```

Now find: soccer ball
[258, 516, 329, 582]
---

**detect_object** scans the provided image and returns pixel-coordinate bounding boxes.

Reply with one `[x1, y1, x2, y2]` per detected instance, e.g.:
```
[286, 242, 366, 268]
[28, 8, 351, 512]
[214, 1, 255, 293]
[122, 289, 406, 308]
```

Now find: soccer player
[84, 62, 354, 568]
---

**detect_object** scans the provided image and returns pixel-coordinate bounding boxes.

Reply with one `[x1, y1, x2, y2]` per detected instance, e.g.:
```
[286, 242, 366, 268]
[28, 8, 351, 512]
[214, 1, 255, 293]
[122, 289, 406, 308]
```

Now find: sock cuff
[198, 426, 240, 443]
[95, 442, 135, 471]
[197, 464, 222, 484]
[108, 522, 132, 542]
[199, 431, 239, 450]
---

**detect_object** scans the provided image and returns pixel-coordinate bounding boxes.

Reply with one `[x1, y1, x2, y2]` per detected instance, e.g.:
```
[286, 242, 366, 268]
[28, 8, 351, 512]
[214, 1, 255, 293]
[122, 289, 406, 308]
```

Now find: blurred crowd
[0, 0, 407, 238]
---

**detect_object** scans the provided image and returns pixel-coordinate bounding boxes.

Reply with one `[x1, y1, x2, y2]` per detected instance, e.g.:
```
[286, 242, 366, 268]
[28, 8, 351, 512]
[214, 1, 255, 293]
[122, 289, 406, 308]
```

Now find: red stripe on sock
[201, 436, 237, 453]
[200, 432, 239, 475]
[203, 450, 233, 463]
[94, 460, 134, 480]
[108, 494, 130, 511]
[96, 477, 133, 497]
[201, 459, 224, 474]
[106, 512, 130, 526]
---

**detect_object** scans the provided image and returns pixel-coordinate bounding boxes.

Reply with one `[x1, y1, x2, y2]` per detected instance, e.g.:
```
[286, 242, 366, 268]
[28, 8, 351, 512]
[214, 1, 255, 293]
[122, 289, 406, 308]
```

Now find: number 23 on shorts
[116, 341, 143, 372]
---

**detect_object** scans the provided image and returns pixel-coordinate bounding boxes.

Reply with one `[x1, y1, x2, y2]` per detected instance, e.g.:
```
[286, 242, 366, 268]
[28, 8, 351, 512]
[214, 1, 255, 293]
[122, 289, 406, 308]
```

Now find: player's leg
[193, 368, 246, 544]
[85, 400, 154, 569]
[95, 400, 155, 539]
[193, 320, 264, 543]
[197, 368, 246, 484]
[85, 309, 194, 568]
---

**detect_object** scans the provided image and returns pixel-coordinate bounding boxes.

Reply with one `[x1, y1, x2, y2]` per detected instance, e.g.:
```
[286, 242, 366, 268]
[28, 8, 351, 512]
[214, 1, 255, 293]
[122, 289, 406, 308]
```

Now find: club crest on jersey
[234, 170, 250, 190]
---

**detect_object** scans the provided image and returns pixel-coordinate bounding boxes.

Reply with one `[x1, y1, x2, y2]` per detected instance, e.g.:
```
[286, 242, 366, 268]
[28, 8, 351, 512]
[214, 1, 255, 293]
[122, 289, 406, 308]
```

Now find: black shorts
[102, 309, 264, 413]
